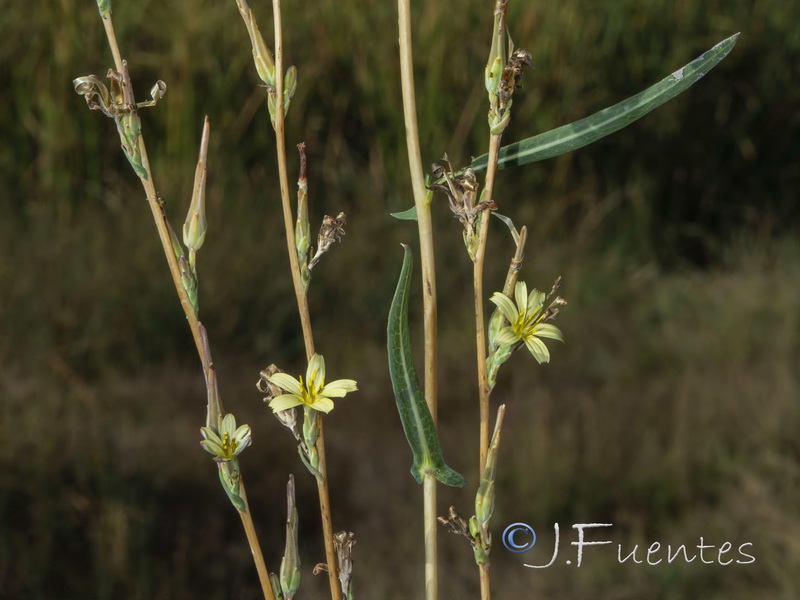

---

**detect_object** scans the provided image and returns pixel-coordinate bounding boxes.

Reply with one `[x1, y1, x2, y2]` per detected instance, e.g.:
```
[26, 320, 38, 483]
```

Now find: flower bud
[284, 66, 298, 114]
[183, 118, 209, 254]
[280, 476, 301, 599]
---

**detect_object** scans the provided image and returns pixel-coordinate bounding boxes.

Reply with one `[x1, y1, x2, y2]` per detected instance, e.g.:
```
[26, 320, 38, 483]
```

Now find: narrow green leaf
[390, 206, 418, 221]
[387, 245, 466, 488]
[470, 33, 740, 172]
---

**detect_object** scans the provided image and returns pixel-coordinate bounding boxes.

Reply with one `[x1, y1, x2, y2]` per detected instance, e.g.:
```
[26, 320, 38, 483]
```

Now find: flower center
[222, 432, 237, 459]
[515, 309, 542, 336]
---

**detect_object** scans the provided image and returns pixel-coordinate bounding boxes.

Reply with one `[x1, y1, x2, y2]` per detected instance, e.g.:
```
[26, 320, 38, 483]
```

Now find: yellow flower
[490, 281, 564, 364]
[267, 353, 357, 414]
[200, 413, 252, 461]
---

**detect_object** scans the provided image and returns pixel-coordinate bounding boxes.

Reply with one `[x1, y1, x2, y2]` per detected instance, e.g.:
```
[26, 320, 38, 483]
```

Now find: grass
[1, 0, 799, 597]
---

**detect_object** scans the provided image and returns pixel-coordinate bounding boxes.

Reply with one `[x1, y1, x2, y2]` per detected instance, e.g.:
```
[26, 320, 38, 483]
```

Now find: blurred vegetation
[1, 0, 799, 598]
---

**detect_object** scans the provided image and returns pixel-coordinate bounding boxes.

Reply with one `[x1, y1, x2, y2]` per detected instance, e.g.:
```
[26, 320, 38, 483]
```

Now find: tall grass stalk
[397, 0, 442, 598]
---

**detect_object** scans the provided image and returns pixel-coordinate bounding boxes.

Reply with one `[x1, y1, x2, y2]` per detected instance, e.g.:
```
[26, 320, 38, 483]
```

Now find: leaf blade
[390, 206, 418, 221]
[386, 245, 466, 487]
[470, 33, 740, 172]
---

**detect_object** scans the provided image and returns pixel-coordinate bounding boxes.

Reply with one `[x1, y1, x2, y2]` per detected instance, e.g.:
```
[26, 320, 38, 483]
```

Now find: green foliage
[387, 245, 466, 488]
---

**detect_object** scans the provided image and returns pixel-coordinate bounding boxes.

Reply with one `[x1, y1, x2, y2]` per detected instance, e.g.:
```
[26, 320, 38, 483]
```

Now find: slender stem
[479, 563, 491, 600]
[422, 476, 438, 596]
[98, 13, 274, 600]
[101, 16, 123, 73]
[100, 15, 205, 360]
[239, 481, 277, 600]
[472, 133, 502, 600]
[104, 27, 212, 376]
[475, 133, 503, 472]
[502, 226, 527, 297]
[270, 1, 315, 356]
[398, 1, 440, 599]
[270, 3, 341, 599]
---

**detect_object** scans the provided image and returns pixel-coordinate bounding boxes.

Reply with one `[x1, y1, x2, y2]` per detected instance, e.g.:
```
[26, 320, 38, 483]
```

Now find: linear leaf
[470, 33, 739, 172]
[386, 245, 466, 487]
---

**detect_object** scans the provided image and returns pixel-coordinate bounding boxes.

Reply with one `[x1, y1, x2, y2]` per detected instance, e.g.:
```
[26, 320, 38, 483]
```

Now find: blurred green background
[1, 0, 799, 598]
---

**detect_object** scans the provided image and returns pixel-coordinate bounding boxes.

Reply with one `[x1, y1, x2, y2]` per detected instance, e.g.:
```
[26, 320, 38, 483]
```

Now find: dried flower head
[309, 212, 346, 269]
[429, 156, 496, 258]
[498, 48, 533, 113]
[73, 61, 165, 179]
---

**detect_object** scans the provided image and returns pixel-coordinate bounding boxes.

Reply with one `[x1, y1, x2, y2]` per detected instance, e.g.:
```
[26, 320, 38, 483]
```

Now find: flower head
[267, 353, 357, 414]
[200, 413, 252, 461]
[489, 280, 565, 364]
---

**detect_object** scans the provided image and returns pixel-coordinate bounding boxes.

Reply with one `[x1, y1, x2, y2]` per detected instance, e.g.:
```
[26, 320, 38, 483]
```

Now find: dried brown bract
[309, 212, 347, 269]
[498, 48, 533, 113]
[438, 506, 477, 547]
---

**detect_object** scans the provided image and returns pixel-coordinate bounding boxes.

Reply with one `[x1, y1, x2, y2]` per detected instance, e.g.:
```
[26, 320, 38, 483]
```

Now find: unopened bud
[284, 66, 298, 115]
[280, 476, 301, 599]
[183, 118, 209, 253]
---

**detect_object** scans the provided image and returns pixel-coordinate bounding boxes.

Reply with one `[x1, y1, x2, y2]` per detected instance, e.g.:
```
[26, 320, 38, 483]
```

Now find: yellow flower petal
[268, 373, 303, 396]
[311, 397, 335, 413]
[534, 323, 564, 342]
[490, 292, 519, 324]
[320, 379, 357, 398]
[523, 336, 550, 364]
[270, 394, 303, 413]
[306, 354, 326, 388]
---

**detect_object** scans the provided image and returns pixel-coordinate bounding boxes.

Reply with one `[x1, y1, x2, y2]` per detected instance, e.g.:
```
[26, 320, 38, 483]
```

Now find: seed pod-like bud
[284, 66, 298, 115]
[485, 55, 504, 98]
[280, 476, 301, 599]
[183, 118, 209, 253]
[178, 255, 199, 315]
[117, 111, 148, 179]
[235, 0, 275, 86]
[334, 531, 356, 598]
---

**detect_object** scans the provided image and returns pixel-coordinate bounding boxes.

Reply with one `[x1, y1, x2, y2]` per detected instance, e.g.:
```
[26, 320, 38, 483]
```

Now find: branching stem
[97, 12, 275, 600]
[270, 2, 341, 599]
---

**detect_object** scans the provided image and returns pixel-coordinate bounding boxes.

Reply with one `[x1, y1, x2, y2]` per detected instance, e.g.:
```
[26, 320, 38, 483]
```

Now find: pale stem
[270, 2, 341, 598]
[479, 562, 491, 600]
[502, 226, 527, 296]
[475, 133, 503, 472]
[101, 16, 123, 72]
[100, 15, 205, 367]
[398, 0, 440, 598]
[239, 480, 278, 600]
[473, 133, 503, 600]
